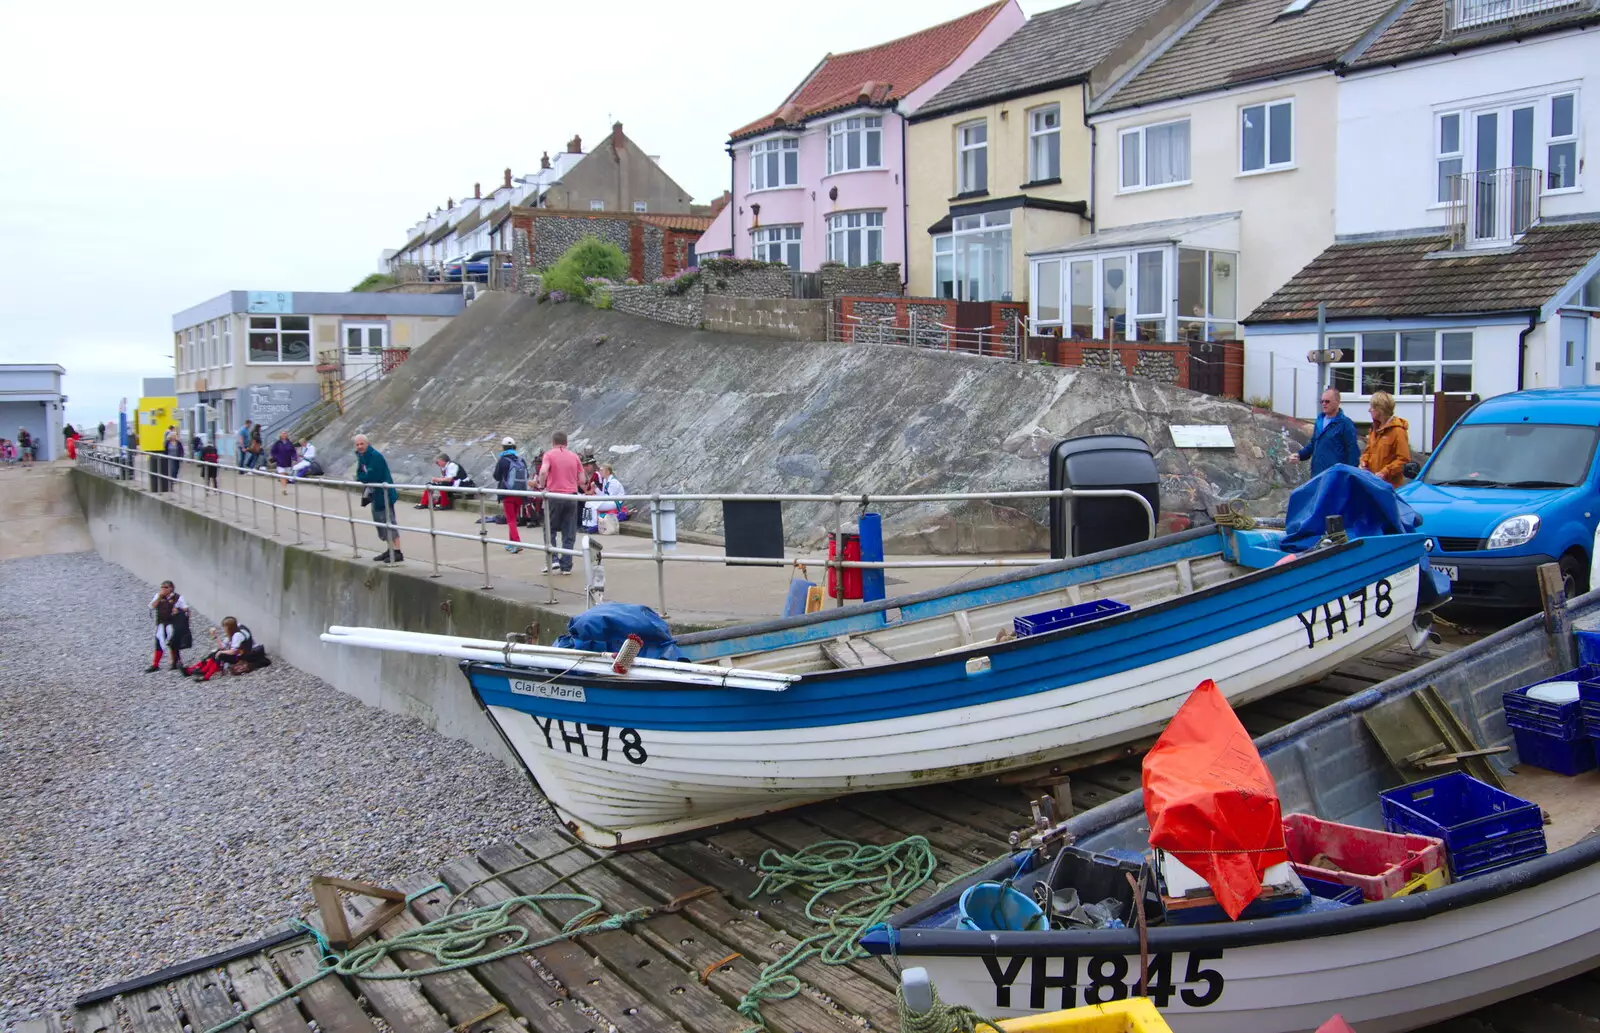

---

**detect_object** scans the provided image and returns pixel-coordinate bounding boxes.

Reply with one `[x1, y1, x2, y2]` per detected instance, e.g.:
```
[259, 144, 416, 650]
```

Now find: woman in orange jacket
[1361, 390, 1412, 488]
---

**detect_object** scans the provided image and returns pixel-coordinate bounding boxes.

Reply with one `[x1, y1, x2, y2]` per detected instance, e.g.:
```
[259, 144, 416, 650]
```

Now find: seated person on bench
[417, 453, 470, 509]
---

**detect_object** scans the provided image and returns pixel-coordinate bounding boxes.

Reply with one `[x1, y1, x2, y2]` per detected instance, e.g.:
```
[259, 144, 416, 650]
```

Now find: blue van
[1399, 387, 1600, 609]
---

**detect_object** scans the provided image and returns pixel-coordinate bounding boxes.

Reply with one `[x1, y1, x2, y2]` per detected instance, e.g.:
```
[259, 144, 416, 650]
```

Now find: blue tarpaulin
[1280, 466, 1421, 553]
[555, 603, 683, 660]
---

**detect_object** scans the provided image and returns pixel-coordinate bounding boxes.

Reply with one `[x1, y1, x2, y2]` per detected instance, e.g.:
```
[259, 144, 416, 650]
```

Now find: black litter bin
[1048, 435, 1160, 559]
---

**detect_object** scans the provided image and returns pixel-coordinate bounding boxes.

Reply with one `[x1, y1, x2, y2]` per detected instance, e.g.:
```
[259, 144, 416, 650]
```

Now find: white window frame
[1028, 104, 1061, 183]
[589, 199, 605, 211]
[1029, 245, 1212, 342]
[826, 210, 884, 267]
[751, 224, 802, 269]
[932, 210, 1012, 301]
[1436, 111, 1465, 204]
[1175, 248, 1240, 343]
[246, 314, 314, 365]
[826, 115, 884, 175]
[632, 201, 648, 213]
[1240, 98, 1294, 175]
[1118, 119, 1191, 192]
[223, 316, 233, 367]
[1327, 330, 1475, 398]
[957, 119, 988, 194]
[1548, 91, 1580, 193]
[750, 136, 800, 191]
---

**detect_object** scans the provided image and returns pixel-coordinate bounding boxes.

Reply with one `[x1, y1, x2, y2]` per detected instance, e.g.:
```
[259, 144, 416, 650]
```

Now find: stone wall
[530, 214, 633, 269]
[605, 283, 705, 328]
[820, 262, 902, 298]
[704, 297, 828, 341]
[642, 225, 664, 283]
[699, 259, 790, 299]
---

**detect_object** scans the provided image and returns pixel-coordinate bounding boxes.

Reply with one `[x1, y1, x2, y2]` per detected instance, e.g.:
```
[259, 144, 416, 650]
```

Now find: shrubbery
[540, 236, 628, 300]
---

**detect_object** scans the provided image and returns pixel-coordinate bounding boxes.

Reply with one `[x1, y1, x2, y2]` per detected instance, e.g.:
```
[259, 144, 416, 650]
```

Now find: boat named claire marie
[322, 490, 1445, 849]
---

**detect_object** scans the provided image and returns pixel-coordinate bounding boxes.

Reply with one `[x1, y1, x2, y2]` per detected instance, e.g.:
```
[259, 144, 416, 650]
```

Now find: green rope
[734, 836, 938, 1031]
[201, 891, 652, 1033]
[896, 983, 1004, 1033]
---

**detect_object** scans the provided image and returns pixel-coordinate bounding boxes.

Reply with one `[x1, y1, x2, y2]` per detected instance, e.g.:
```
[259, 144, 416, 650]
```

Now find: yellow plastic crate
[997, 997, 1174, 1032]
[1392, 866, 1449, 896]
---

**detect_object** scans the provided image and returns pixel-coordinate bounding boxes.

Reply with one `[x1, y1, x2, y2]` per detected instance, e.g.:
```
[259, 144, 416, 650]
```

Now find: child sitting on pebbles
[148, 581, 192, 673]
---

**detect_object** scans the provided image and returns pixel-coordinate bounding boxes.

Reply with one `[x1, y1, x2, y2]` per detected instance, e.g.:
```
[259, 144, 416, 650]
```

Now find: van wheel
[1560, 551, 1589, 598]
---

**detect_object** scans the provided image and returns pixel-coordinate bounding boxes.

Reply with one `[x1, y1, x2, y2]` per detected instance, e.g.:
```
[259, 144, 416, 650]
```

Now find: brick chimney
[710, 190, 731, 217]
[611, 121, 625, 154]
[568, 134, 583, 154]
[474, 182, 481, 199]
[503, 167, 512, 188]
[540, 151, 551, 169]
[447, 197, 454, 208]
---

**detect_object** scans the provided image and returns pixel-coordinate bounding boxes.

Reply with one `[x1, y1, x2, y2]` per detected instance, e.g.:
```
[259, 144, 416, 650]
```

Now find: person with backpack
[147, 580, 192, 673]
[185, 617, 268, 681]
[18, 427, 33, 466]
[199, 438, 220, 493]
[493, 437, 529, 554]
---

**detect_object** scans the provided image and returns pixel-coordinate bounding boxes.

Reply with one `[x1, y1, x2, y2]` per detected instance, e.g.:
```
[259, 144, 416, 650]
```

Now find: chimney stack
[447, 197, 454, 208]
[611, 121, 625, 152]
[474, 182, 481, 199]
[568, 134, 583, 154]
[504, 167, 512, 188]
[540, 151, 551, 169]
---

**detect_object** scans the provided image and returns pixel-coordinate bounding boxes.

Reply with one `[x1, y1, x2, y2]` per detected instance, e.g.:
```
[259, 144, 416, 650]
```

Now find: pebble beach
[0, 551, 551, 1027]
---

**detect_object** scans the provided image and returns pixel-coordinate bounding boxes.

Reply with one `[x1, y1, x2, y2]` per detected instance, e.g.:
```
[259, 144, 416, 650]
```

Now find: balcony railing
[1447, 166, 1542, 249]
[1447, 0, 1588, 31]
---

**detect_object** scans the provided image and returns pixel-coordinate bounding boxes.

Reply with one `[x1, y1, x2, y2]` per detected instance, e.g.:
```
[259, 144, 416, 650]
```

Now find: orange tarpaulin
[1142, 679, 1287, 920]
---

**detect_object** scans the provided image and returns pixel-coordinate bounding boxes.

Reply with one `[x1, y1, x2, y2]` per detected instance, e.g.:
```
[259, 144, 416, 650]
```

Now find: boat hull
[468, 536, 1426, 848]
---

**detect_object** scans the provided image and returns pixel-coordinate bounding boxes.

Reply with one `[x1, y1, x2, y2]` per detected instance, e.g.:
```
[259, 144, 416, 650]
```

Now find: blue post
[860, 512, 886, 602]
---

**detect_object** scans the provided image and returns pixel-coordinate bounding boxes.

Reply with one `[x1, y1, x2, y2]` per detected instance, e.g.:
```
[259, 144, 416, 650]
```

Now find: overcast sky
[0, 0, 1049, 428]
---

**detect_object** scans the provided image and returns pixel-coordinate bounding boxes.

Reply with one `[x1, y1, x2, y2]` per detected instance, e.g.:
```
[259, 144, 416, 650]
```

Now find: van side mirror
[1402, 461, 1421, 479]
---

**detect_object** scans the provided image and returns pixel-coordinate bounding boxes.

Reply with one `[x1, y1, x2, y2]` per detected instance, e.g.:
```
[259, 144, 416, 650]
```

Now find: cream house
[1027, 0, 1400, 363]
[904, 0, 1189, 302]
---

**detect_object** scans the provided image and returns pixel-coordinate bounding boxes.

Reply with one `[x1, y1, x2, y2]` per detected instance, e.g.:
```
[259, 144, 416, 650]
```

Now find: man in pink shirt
[538, 430, 585, 574]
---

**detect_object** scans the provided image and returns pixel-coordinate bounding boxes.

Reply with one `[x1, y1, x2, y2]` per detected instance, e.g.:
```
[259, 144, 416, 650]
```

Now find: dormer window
[751, 137, 800, 191]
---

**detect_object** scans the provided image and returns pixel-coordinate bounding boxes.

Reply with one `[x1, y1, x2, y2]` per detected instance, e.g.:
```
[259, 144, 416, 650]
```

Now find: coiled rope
[734, 836, 939, 1031]
[1212, 499, 1257, 530]
[896, 981, 1005, 1033]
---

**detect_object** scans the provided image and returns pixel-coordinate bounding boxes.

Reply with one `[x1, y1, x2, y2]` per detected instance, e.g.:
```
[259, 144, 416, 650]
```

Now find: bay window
[1328, 331, 1474, 395]
[932, 211, 1011, 301]
[957, 120, 988, 194]
[1029, 105, 1061, 182]
[827, 116, 882, 174]
[752, 225, 802, 269]
[827, 210, 883, 266]
[1119, 119, 1190, 190]
[1030, 244, 1238, 342]
[248, 314, 312, 364]
[751, 137, 799, 191]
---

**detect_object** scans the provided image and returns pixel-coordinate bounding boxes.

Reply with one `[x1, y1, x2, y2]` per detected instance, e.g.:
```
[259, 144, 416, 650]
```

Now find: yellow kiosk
[133, 396, 177, 453]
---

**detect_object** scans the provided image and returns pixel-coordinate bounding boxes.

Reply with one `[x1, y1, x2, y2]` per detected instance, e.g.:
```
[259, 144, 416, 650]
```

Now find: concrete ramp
[0, 462, 95, 560]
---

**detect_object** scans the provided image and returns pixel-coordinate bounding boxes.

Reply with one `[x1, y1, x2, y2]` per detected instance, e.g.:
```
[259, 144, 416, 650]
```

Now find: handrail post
[427, 492, 440, 578]
[269, 471, 279, 537]
[249, 468, 259, 529]
[318, 480, 329, 551]
[652, 494, 667, 617]
[478, 488, 493, 591]
[344, 483, 359, 557]
[832, 496, 844, 608]
[1062, 487, 1074, 559]
[539, 489, 556, 604]
[293, 476, 302, 545]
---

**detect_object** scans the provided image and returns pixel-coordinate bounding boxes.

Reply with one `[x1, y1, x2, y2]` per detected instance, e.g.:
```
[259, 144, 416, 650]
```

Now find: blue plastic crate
[1298, 872, 1363, 906]
[1578, 629, 1600, 666]
[1014, 598, 1130, 638]
[1448, 828, 1549, 879]
[1504, 667, 1595, 739]
[1380, 773, 1544, 878]
[1512, 725, 1598, 776]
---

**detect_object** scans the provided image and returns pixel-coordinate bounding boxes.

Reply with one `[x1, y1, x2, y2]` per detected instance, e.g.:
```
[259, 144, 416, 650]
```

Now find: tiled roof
[424, 222, 456, 245]
[639, 213, 716, 232]
[485, 202, 515, 233]
[1245, 221, 1600, 323]
[397, 231, 427, 254]
[730, 2, 1009, 140]
[454, 208, 488, 238]
[1103, 0, 1398, 110]
[1352, 0, 1600, 67]
[916, 0, 1174, 120]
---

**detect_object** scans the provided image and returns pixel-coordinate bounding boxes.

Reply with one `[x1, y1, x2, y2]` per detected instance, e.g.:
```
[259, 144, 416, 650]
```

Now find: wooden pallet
[50, 635, 1588, 1033]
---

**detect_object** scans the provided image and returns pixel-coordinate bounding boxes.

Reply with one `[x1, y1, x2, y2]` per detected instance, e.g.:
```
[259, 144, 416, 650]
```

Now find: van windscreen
[1424, 423, 1599, 488]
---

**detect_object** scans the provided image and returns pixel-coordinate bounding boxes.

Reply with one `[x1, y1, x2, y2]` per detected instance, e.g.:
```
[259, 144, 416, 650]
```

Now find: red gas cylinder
[826, 533, 863, 600]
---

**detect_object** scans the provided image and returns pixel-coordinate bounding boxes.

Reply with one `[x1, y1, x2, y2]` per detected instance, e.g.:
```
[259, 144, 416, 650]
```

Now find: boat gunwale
[866, 588, 1600, 957]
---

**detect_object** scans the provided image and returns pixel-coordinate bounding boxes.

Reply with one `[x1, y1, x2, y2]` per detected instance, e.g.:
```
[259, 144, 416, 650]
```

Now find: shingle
[1245, 221, 1600, 323]
[1353, 0, 1599, 67]
[1104, 0, 1399, 110]
[914, 0, 1174, 120]
[730, 2, 1009, 140]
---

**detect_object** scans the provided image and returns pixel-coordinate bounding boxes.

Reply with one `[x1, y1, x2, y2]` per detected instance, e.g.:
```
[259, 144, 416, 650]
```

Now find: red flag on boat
[1142, 679, 1287, 920]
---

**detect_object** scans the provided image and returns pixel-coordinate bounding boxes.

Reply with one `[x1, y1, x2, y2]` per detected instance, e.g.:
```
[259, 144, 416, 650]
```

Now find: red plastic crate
[1284, 812, 1447, 902]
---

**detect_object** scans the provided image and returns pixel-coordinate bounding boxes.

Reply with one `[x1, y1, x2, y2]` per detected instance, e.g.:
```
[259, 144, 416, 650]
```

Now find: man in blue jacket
[1290, 388, 1361, 475]
[355, 434, 403, 563]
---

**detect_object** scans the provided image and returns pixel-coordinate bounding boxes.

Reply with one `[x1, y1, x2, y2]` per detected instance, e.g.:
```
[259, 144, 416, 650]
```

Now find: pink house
[696, 1, 1024, 281]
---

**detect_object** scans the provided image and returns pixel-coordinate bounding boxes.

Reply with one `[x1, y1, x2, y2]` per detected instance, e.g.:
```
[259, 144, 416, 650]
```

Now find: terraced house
[904, 0, 1190, 302]
[694, 2, 1025, 278]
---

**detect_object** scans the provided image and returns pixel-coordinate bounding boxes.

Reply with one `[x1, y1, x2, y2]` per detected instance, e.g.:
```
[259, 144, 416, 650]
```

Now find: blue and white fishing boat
[860, 596, 1600, 1033]
[324, 487, 1442, 847]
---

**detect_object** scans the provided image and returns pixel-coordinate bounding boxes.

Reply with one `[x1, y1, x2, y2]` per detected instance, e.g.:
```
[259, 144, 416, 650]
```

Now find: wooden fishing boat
[861, 594, 1600, 1033]
[324, 521, 1437, 848]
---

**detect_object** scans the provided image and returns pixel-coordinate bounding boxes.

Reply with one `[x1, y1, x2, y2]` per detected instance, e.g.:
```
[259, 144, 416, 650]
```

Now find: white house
[0, 364, 67, 460]
[1245, 1, 1600, 447]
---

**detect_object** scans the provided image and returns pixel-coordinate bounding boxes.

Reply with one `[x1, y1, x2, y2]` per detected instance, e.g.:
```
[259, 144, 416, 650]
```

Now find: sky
[0, 0, 1051, 429]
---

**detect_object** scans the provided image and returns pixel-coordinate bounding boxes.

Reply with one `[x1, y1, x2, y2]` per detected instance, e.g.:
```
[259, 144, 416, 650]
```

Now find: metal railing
[78, 446, 1156, 618]
[1447, 0, 1587, 31]
[829, 309, 1025, 361]
[1448, 166, 1542, 248]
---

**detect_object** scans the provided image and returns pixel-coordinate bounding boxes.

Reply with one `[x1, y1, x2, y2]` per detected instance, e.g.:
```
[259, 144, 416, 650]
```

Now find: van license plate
[1432, 564, 1458, 581]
